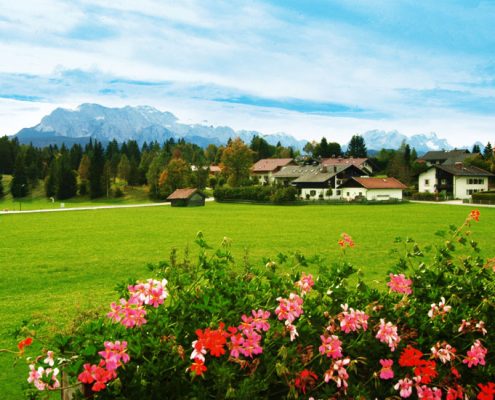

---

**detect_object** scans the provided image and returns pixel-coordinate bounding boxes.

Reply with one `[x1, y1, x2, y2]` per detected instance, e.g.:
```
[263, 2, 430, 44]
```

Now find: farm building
[339, 177, 407, 201]
[251, 158, 296, 185]
[166, 188, 207, 207]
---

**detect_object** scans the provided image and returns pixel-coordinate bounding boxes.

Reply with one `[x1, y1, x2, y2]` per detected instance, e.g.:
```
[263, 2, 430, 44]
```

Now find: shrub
[472, 191, 495, 202]
[113, 187, 124, 198]
[270, 187, 298, 203]
[17, 211, 495, 399]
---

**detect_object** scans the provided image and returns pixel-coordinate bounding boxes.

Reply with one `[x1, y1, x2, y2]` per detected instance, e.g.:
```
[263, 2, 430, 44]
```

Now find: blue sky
[1, 0, 494, 146]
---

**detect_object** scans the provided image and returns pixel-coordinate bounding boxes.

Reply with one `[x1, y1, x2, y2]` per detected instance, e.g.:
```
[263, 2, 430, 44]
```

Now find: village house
[418, 149, 471, 166]
[418, 163, 494, 199]
[251, 158, 296, 185]
[339, 177, 407, 201]
[166, 188, 207, 207]
[290, 164, 367, 200]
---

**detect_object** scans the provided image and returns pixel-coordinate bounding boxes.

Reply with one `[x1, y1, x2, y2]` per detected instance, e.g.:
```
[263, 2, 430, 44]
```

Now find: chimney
[454, 162, 463, 169]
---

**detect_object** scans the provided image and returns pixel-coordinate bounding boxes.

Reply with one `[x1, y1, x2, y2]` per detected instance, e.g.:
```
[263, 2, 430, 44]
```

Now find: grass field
[1, 202, 494, 398]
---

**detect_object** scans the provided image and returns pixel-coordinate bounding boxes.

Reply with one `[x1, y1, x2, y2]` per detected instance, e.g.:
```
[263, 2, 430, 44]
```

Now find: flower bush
[18, 211, 494, 399]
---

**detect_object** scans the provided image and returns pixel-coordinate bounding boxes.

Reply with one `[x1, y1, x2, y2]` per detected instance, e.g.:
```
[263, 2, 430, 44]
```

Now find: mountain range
[13, 103, 473, 154]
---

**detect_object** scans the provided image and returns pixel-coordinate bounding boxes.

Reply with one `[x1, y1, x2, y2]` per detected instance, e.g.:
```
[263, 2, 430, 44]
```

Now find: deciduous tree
[220, 138, 253, 187]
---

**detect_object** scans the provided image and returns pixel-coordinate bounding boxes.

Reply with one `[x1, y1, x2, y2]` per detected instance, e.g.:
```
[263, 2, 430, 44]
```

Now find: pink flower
[339, 304, 369, 333]
[324, 358, 350, 391]
[319, 335, 343, 359]
[463, 340, 487, 368]
[275, 293, 303, 324]
[416, 385, 442, 399]
[128, 278, 168, 307]
[251, 309, 271, 332]
[387, 274, 413, 295]
[191, 340, 207, 361]
[338, 233, 354, 248]
[431, 342, 456, 364]
[285, 320, 299, 341]
[98, 341, 130, 371]
[241, 330, 263, 358]
[229, 333, 244, 358]
[428, 297, 451, 319]
[394, 378, 413, 398]
[295, 272, 315, 296]
[28, 366, 60, 391]
[379, 359, 394, 380]
[376, 319, 401, 351]
[27, 364, 41, 384]
[43, 351, 55, 367]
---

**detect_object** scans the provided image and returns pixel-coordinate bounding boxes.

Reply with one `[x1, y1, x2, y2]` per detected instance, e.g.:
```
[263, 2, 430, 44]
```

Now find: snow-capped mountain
[360, 130, 454, 154]
[15, 103, 308, 149]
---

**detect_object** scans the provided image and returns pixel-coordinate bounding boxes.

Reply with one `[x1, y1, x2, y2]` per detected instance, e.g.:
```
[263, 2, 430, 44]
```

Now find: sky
[0, 0, 494, 147]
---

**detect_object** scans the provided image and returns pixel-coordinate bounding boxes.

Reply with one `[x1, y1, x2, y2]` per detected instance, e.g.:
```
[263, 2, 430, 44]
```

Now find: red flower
[414, 360, 437, 384]
[446, 385, 464, 400]
[399, 345, 424, 367]
[189, 358, 207, 376]
[451, 367, 461, 379]
[195, 323, 228, 358]
[294, 369, 318, 394]
[469, 209, 480, 222]
[17, 337, 33, 353]
[478, 382, 495, 400]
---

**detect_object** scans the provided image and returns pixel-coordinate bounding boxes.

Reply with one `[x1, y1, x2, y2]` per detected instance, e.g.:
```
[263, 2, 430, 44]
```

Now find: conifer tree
[56, 152, 77, 200]
[10, 152, 29, 198]
[44, 160, 57, 198]
[0, 174, 4, 198]
[89, 141, 105, 198]
[483, 142, 493, 160]
[346, 135, 367, 158]
[118, 154, 131, 183]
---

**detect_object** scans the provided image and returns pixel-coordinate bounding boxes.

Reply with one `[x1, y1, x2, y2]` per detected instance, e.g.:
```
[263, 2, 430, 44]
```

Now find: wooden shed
[166, 188, 207, 207]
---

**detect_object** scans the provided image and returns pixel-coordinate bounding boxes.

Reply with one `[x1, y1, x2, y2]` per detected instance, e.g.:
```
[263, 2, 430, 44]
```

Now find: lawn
[1, 202, 494, 398]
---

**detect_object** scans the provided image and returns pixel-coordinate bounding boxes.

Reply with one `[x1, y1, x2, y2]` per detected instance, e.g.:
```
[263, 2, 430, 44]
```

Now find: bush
[18, 211, 495, 399]
[113, 187, 124, 198]
[411, 192, 439, 201]
[214, 186, 274, 202]
[472, 191, 495, 202]
[270, 186, 298, 203]
[78, 181, 88, 196]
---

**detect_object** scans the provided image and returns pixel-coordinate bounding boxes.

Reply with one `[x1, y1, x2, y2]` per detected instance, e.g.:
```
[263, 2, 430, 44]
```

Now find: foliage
[270, 186, 298, 203]
[0, 173, 4, 198]
[214, 186, 273, 202]
[10, 152, 30, 198]
[158, 157, 192, 198]
[221, 138, 254, 187]
[346, 135, 367, 158]
[472, 191, 495, 202]
[89, 141, 106, 199]
[19, 211, 495, 399]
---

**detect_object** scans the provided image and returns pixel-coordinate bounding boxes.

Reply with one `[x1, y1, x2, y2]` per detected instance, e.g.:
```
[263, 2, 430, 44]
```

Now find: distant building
[251, 158, 296, 185]
[418, 164, 493, 199]
[321, 157, 373, 175]
[339, 177, 407, 201]
[290, 164, 367, 200]
[418, 150, 471, 166]
[166, 188, 207, 207]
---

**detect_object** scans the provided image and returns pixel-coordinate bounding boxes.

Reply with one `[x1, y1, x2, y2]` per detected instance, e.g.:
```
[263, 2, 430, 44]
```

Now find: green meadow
[1, 202, 494, 398]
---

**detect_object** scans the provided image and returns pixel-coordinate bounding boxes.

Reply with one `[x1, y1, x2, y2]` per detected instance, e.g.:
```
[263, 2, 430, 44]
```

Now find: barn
[166, 188, 207, 207]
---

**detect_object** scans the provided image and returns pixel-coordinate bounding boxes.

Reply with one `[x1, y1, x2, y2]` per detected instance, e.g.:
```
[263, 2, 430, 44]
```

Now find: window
[424, 179, 430, 186]
[310, 190, 316, 196]
[336, 190, 341, 195]
[346, 192, 350, 196]
[467, 189, 480, 195]
[468, 178, 484, 185]
[359, 192, 363, 196]
[441, 179, 446, 185]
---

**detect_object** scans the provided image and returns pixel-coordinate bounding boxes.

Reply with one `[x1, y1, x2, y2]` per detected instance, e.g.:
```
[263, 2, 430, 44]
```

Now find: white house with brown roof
[418, 164, 493, 199]
[251, 158, 296, 185]
[339, 177, 407, 201]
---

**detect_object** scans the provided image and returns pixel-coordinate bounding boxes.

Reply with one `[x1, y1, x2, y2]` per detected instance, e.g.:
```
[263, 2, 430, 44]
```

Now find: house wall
[453, 176, 489, 199]
[418, 169, 437, 193]
[341, 188, 366, 200]
[366, 189, 403, 201]
[300, 187, 334, 200]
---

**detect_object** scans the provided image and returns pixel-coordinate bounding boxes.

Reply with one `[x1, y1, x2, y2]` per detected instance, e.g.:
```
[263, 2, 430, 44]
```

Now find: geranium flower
[394, 378, 413, 398]
[294, 369, 318, 394]
[399, 346, 424, 367]
[319, 335, 343, 359]
[285, 321, 299, 341]
[469, 209, 480, 222]
[376, 319, 400, 351]
[275, 293, 303, 323]
[379, 359, 394, 379]
[339, 303, 369, 333]
[463, 340, 487, 368]
[295, 272, 315, 296]
[18, 337, 33, 354]
[338, 233, 354, 248]
[416, 385, 442, 399]
[414, 360, 438, 384]
[431, 342, 456, 364]
[446, 385, 464, 400]
[43, 350, 55, 367]
[387, 273, 413, 295]
[189, 358, 207, 376]
[324, 358, 350, 391]
[477, 382, 495, 400]
[428, 297, 451, 320]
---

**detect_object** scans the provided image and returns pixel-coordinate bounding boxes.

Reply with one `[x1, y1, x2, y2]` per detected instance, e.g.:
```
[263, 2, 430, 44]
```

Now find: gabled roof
[292, 171, 335, 184]
[252, 158, 294, 173]
[321, 157, 368, 167]
[340, 177, 407, 189]
[166, 188, 206, 200]
[434, 164, 494, 177]
[209, 165, 222, 173]
[420, 150, 470, 162]
[273, 165, 322, 179]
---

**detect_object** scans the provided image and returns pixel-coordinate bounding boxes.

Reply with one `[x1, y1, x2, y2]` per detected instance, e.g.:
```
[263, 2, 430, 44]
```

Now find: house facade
[251, 158, 296, 185]
[339, 177, 407, 201]
[418, 164, 493, 199]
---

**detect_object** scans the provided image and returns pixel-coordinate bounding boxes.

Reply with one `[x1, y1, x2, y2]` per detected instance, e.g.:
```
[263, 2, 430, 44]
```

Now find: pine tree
[346, 135, 367, 158]
[44, 160, 57, 198]
[472, 144, 481, 154]
[10, 152, 29, 198]
[483, 142, 493, 160]
[89, 141, 105, 198]
[0, 174, 4, 198]
[117, 154, 131, 183]
[56, 152, 78, 200]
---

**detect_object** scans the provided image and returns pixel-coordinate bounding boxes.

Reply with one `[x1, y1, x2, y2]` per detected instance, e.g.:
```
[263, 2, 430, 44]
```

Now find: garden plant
[10, 210, 495, 399]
